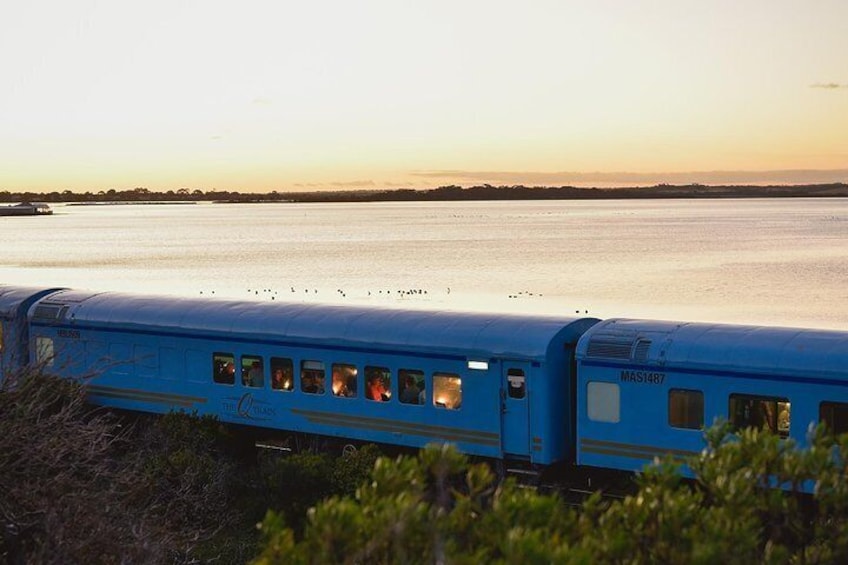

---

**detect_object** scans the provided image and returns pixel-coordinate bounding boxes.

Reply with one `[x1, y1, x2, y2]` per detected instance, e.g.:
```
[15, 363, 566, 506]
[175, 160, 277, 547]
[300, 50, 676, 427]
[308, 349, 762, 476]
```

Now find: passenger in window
[344, 375, 357, 397]
[333, 368, 355, 397]
[224, 362, 235, 383]
[418, 382, 426, 405]
[778, 405, 790, 433]
[272, 368, 293, 391]
[302, 375, 319, 394]
[248, 361, 264, 388]
[367, 372, 387, 401]
[400, 375, 420, 404]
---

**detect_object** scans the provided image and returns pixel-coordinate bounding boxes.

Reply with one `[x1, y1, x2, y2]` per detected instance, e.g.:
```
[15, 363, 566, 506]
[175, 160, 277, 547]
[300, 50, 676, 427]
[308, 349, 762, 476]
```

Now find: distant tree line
[2, 183, 848, 205]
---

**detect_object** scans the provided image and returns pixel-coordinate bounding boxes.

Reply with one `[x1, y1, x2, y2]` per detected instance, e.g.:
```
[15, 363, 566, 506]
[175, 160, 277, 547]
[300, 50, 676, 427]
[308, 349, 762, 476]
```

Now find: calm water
[2, 199, 847, 329]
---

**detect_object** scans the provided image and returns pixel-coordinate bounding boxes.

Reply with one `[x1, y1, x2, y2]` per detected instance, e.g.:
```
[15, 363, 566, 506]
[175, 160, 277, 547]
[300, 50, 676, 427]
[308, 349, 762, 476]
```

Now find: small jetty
[0, 202, 53, 216]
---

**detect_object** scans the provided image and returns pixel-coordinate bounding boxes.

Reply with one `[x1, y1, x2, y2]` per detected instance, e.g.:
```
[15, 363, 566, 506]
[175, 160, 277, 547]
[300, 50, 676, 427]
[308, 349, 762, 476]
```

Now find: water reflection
[2, 199, 847, 329]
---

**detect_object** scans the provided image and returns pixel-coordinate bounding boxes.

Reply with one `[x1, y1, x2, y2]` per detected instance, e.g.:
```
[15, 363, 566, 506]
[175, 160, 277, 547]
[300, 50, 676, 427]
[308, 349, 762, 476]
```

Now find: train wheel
[342, 443, 358, 457]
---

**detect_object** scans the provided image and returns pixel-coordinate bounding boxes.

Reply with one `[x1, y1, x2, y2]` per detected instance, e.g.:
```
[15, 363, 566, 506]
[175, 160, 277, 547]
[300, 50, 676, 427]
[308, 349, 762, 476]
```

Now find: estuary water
[1, 198, 847, 330]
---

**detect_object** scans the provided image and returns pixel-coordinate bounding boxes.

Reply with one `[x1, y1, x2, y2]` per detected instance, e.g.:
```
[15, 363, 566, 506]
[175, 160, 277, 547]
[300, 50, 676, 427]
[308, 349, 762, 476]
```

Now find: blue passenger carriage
[575, 318, 848, 474]
[21, 287, 598, 466]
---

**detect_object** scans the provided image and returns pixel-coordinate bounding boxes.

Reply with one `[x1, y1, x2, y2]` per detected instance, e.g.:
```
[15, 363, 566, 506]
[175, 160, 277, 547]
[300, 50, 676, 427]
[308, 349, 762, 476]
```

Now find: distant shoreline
[2, 182, 847, 204]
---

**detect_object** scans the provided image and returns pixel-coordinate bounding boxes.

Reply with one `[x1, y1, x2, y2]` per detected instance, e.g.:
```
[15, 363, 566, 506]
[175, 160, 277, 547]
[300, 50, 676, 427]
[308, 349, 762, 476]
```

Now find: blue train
[2, 284, 848, 477]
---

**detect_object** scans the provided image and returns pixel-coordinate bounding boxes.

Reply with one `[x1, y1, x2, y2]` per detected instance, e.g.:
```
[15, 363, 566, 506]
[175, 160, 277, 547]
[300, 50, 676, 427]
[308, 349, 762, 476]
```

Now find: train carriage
[8, 282, 848, 483]
[576, 318, 848, 473]
[15, 286, 599, 466]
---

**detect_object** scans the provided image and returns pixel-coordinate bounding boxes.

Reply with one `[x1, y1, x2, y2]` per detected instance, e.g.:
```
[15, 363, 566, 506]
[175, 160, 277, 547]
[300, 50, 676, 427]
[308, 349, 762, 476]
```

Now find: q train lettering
[619, 370, 666, 385]
[223, 393, 277, 421]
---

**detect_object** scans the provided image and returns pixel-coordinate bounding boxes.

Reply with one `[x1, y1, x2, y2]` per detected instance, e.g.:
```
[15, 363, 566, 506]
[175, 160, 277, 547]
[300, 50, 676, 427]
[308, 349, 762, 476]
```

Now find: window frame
[301, 360, 326, 395]
[398, 368, 424, 405]
[365, 366, 392, 402]
[213, 352, 235, 385]
[270, 357, 294, 392]
[331, 362, 358, 398]
[507, 368, 526, 400]
[241, 354, 264, 388]
[729, 393, 791, 439]
[36, 336, 55, 368]
[668, 388, 704, 430]
[820, 401, 848, 435]
[433, 372, 462, 410]
[587, 381, 620, 423]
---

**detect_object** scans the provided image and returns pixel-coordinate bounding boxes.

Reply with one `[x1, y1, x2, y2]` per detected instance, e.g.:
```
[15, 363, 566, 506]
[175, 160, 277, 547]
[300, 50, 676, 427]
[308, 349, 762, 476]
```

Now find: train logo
[224, 392, 277, 421]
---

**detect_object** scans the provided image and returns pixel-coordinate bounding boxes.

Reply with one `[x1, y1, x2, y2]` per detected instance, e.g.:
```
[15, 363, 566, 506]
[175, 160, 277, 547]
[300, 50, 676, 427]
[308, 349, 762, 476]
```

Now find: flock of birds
[196, 286, 590, 315]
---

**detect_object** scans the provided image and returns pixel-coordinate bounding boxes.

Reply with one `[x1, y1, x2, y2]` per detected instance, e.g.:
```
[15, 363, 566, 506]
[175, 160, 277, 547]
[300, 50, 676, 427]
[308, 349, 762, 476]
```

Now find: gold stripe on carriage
[86, 385, 207, 408]
[580, 437, 698, 462]
[291, 408, 500, 446]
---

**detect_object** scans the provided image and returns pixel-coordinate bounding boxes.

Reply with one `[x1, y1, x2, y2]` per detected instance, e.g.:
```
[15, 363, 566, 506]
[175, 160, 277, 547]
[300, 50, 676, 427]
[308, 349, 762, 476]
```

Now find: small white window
[507, 368, 526, 399]
[587, 381, 620, 423]
[36, 336, 55, 368]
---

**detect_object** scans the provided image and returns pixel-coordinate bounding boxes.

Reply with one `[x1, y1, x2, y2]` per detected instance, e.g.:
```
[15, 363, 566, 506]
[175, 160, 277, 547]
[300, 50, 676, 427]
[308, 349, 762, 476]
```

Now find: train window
[729, 394, 790, 439]
[587, 381, 620, 423]
[301, 360, 326, 394]
[668, 389, 704, 430]
[820, 402, 848, 435]
[332, 363, 358, 398]
[366, 366, 392, 401]
[213, 352, 235, 385]
[507, 368, 526, 399]
[242, 355, 264, 388]
[399, 369, 424, 404]
[35, 336, 54, 368]
[270, 357, 294, 391]
[433, 373, 462, 410]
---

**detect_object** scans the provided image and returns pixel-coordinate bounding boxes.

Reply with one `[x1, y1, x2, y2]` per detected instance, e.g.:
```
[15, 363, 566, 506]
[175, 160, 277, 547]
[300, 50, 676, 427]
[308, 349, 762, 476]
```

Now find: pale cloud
[330, 180, 375, 188]
[810, 83, 848, 89]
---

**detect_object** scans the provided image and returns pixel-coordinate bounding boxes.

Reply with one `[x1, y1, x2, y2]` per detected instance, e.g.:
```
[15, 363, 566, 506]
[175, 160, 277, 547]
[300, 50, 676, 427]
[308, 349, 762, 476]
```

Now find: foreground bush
[0, 372, 171, 563]
[7, 369, 848, 563]
[0, 370, 383, 563]
[256, 427, 848, 564]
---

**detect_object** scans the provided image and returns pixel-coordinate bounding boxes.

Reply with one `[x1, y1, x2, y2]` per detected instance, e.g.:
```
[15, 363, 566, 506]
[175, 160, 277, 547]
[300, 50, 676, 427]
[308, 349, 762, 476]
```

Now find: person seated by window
[332, 369, 356, 397]
[399, 375, 420, 404]
[222, 361, 235, 384]
[248, 360, 264, 388]
[344, 375, 357, 397]
[367, 373, 387, 401]
[272, 368, 292, 391]
[302, 374, 319, 394]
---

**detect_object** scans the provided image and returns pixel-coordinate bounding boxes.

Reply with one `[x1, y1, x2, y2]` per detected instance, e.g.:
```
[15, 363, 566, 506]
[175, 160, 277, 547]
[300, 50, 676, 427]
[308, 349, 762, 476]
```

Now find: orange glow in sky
[2, 0, 846, 193]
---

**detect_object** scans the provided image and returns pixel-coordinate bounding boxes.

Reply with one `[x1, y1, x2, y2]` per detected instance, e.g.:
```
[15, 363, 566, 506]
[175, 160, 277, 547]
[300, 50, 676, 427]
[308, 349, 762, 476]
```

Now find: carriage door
[501, 363, 531, 456]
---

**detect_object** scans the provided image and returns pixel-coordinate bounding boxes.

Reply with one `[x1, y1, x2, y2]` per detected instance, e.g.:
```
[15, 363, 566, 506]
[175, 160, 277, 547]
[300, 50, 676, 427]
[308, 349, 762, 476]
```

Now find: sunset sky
[2, 0, 846, 193]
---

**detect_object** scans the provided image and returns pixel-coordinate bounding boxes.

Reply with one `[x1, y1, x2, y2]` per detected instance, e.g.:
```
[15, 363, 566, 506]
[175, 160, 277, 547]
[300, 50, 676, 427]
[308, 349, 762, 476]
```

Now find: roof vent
[586, 336, 635, 360]
[633, 339, 652, 361]
[586, 331, 652, 361]
[32, 304, 67, 321]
